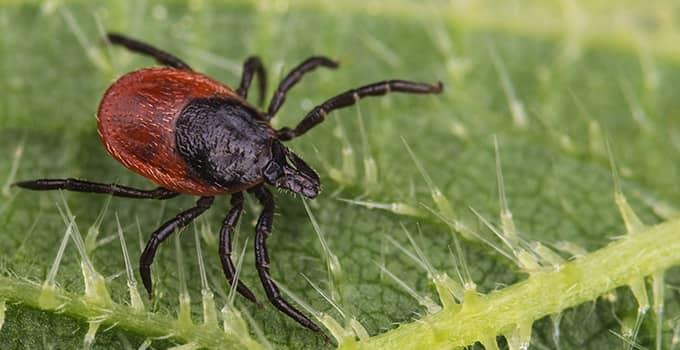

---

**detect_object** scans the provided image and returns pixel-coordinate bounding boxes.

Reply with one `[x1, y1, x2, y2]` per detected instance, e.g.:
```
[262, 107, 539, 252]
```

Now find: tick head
[263, 142, 320, 198]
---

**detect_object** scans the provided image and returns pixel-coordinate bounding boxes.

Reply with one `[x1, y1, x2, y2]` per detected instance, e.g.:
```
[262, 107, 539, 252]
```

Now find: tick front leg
[251, 186, 322, 333]
[277, 79, 443, 141]
[236, 56, 267, 107]
[106, 32, 192, 70]
[266, 56, 339, 119]
[140, 196, 214, 298]
[219, 192, 259, 304]
[13, 178, 178, 199]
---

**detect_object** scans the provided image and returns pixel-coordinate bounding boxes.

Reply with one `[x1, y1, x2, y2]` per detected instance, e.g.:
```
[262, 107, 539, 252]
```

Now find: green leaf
[2, 1, 680, 349]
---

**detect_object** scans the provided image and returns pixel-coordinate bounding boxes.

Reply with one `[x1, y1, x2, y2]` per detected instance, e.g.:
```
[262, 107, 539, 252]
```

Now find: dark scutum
[175, 98, 274, 189]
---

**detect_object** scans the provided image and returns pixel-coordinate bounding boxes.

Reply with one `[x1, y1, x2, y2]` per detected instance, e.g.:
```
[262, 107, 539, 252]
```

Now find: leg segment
[266, 56, 339, 119]
[251, 186, 322, 332]
[218, 192, 259, 304]
[107, 32, 192, 70]
[140, 196, 214, 297]
[13, 178, 178, 199]
[236, 56, 267, 107]
[277, 79, 443, 141]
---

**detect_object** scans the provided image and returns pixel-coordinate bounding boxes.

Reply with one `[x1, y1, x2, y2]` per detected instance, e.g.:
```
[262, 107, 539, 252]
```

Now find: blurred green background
[1, 1, 680, 349]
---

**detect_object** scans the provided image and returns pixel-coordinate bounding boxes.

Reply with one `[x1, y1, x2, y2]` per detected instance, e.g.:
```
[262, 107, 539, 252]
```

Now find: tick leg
[106, 32, 192, 70]
[219, 192, 259, 304]
[13, 178, 178, 199]
[251, 186, 322, 333]
[266, 56, 339, 119]
[236, 56, 267, 107]
[140, 196, 214, 298]
[277, 80, 443, 141]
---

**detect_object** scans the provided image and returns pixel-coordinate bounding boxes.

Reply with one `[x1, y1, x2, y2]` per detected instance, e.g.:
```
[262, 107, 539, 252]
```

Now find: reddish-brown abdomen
[97, 68, 242, 195]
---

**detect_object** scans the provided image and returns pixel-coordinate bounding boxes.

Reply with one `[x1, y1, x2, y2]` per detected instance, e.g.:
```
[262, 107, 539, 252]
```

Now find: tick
[15, 33, 443, 333]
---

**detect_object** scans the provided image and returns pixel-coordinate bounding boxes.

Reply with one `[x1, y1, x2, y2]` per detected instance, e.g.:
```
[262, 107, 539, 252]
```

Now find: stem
[0, 276, 261, 350]
[351, 218, 680, 349]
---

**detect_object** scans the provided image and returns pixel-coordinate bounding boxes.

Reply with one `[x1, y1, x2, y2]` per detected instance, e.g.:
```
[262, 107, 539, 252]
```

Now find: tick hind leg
[266, 56, 339, 119]
[237, 56, 267, 107]
[140, 196, 214, 298]
[13, 178, 178, 199]
[250, 186, 322, 333]
[106, 32, 192, 70]
[218, 192, 259, 304]
[277, 79, 443, 141]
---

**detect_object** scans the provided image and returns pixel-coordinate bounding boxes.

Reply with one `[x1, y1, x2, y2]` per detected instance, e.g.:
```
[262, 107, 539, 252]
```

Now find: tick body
[15, 33, 443, 334]
[98, 68, 273, 196]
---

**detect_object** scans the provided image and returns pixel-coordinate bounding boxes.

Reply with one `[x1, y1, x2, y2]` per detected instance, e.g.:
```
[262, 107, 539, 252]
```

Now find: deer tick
[15, 33, 443, 333]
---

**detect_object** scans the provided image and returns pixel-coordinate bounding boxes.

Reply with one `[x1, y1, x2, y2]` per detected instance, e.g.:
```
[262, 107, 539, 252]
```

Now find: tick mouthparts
[274, 173, 319, 199]
[302, 186, 319, 199]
